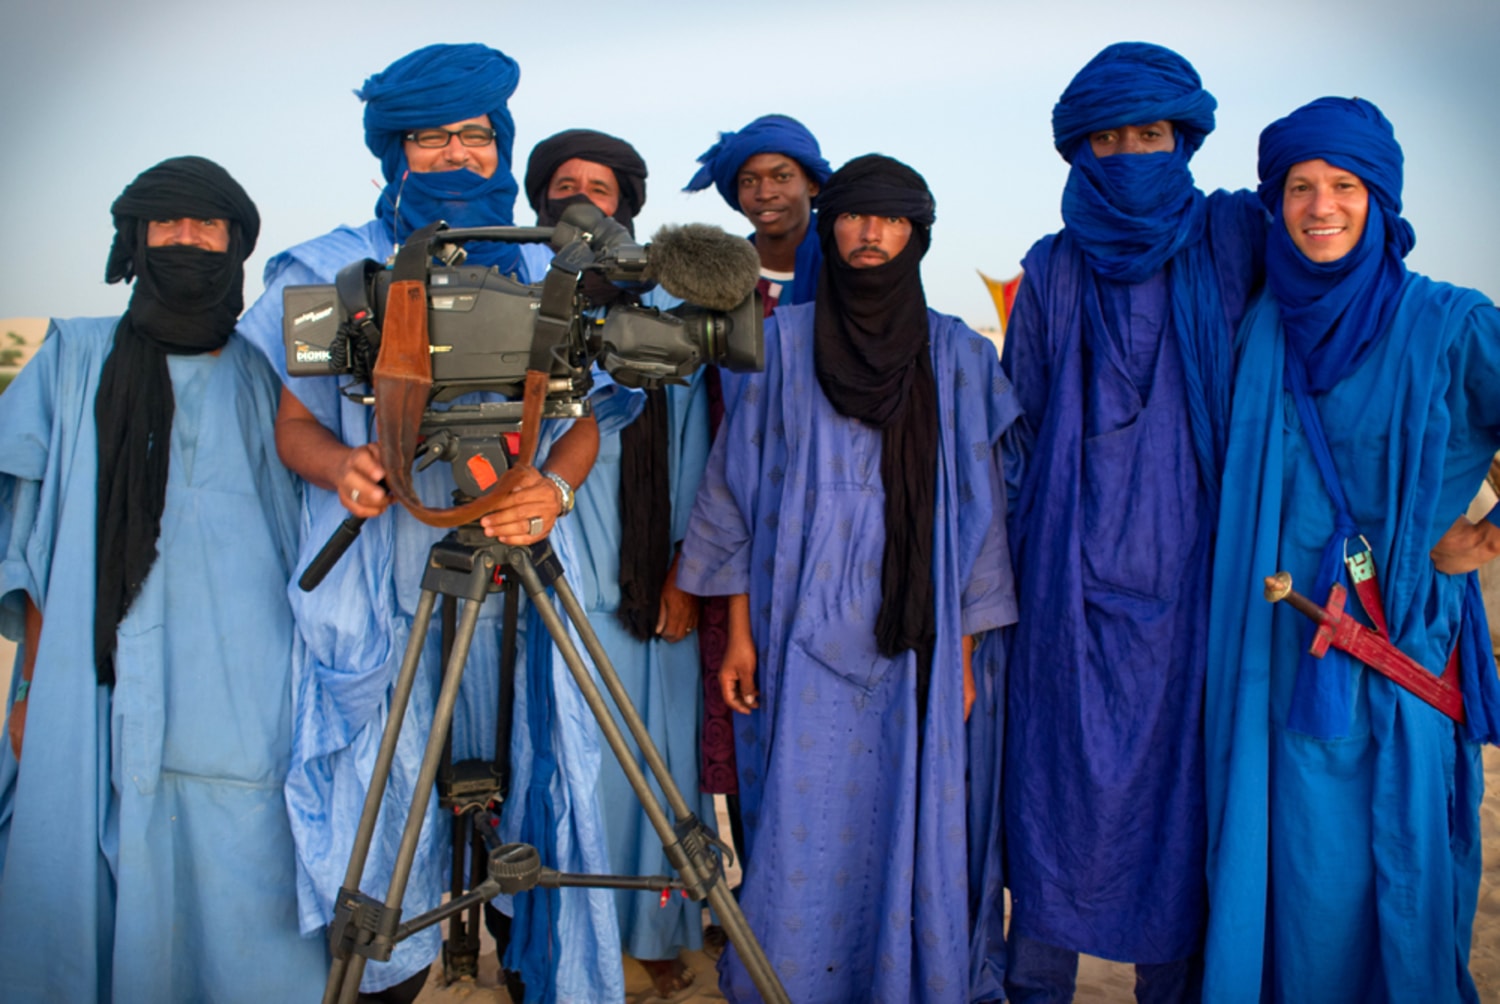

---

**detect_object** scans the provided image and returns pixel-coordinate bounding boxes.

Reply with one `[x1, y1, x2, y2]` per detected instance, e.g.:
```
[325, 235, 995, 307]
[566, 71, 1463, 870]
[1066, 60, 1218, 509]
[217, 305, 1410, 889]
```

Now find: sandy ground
[0, 638, 1494, 1002]
[411, 751, 1500, 1004]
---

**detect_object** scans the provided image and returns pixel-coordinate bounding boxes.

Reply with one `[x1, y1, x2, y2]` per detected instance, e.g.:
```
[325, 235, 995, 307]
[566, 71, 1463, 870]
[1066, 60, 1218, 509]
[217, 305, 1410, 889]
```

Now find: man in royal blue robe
[999, 42, 1264, 1003]
[680, 154, 1018, 1004]
[237, 45, 632, 1002]
[1203, 96, 1500, 1004]
[0, 157, 327, 1001]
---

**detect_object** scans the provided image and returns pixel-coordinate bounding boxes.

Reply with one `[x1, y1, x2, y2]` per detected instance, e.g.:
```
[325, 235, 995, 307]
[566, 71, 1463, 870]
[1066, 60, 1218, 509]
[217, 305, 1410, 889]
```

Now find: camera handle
[321, 531, 789, 1004]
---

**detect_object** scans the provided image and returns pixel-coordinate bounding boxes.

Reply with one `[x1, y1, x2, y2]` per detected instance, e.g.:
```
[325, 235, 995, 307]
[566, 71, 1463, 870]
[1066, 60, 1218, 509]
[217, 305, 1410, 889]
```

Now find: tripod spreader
[329, 837, 695, 961]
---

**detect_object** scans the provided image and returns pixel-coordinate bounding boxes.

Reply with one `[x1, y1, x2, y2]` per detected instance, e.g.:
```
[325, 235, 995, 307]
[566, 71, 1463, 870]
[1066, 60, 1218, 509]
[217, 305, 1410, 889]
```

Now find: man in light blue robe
[237, 45, 632, 1002]
[1203, 97, 1500, 1004]
[999, 43, 1263, 1003]
[680, 154, 1017, 1004]
[524, 128, 718, 1000]
[0, 157, 327, 1001]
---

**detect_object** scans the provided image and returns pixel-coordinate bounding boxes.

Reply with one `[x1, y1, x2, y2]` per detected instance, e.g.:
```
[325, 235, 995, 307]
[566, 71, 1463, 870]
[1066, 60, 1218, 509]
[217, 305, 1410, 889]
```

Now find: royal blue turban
[1053, 41, 1234, 517]
[683, 113, 832, 213]
[355, 43, 523, 270]
[1052, 42, 1217, 163]
[1257, 97, 1414, 394]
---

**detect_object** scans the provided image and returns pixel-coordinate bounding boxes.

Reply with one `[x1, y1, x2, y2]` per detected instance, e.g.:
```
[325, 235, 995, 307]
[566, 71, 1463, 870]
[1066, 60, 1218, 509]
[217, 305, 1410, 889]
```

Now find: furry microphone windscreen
[645, 224, 761, 312]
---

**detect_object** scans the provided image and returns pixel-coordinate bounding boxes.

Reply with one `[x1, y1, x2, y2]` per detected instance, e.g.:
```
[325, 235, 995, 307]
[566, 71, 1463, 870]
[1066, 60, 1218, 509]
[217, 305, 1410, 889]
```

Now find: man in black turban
[678, 154, 1021, 1003]
[0, 157, 326, 1000]
[523, 126, 714, 1001]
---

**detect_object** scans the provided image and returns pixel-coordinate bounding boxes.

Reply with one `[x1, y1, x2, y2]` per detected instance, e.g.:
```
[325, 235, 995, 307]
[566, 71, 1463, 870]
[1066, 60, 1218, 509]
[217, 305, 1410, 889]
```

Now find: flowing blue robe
[1001, 190, 1262, 964]
[238, 219, 636, 1000]
[570, 367, 716, 959]
[1203, 276, 1500, 1003]
[679, 303, 1019, 1003]
[0, 318, 326, 1002]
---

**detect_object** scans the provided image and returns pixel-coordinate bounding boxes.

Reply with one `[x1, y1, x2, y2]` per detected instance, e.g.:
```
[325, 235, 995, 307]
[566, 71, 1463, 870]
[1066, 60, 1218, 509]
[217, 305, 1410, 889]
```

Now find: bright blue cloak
[1202, 276, 1500, 1003]
[570, 364, 717, 960]
[1000, 189, 1263, 963]
[238, 219, 638, 1000]
[679, 303, 1018, 1003]
[0, 318, 326, 1001]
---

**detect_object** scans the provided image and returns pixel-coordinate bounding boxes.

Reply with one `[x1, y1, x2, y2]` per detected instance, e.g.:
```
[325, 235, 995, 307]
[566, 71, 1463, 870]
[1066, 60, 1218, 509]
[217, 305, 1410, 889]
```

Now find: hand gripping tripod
[319, 524, 789, 1003]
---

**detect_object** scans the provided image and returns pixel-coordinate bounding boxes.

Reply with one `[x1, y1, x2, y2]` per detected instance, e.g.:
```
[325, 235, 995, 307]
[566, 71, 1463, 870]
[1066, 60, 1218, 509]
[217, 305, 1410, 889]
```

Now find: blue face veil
[1257, 97, 1415, 394]
[357, 43, 522, 270]
[1051, 41, 1232, 511]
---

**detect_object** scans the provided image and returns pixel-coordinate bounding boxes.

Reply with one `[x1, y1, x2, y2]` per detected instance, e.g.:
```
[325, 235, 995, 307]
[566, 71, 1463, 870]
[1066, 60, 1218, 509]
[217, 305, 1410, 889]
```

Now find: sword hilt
[1263, 572, 1331, 625]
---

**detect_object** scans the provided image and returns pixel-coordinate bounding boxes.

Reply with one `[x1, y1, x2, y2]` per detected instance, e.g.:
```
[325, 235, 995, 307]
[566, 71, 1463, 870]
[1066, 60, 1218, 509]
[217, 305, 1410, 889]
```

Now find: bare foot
[638, 957, 696, 1001]
[702, 924, 728, 960]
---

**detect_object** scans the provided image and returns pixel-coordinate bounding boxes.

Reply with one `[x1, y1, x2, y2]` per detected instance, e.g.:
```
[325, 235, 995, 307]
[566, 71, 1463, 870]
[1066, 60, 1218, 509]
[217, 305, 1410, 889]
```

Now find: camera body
[281, 206, 762, 401]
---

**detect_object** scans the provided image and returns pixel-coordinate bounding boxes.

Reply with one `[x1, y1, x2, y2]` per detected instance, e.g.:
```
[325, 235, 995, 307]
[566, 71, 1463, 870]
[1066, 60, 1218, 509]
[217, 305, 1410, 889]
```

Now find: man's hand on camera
[480, 466, 562, 543]
[338, 443, 390, 518]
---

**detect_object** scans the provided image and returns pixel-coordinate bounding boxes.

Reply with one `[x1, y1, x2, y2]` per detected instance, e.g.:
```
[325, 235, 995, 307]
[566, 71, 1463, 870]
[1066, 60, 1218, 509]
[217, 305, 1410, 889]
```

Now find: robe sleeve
[238, 253, 349, 433]
[0, 324, 61, 639]
[999, 248, 1051, 514]
[668, 372, 710, 546]
[960, 327, 1022, 636]
[1445, 300, 1500, 518]
[676, 316, 778, 596]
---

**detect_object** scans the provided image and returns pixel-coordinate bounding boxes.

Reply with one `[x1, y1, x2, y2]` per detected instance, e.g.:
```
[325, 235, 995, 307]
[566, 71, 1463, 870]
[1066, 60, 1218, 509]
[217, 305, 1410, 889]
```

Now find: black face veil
[812, 154, 941, 715]
[93, 156, 259, 685]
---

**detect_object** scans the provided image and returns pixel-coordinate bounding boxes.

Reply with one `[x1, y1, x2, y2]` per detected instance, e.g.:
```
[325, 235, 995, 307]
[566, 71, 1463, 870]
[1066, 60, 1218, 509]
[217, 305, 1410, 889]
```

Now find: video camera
[281, 202, 764, 402]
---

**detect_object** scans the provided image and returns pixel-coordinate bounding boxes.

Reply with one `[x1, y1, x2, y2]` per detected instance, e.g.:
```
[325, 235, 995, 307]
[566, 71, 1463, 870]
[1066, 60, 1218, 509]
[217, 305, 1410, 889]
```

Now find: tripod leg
[509, 554, 790, 1004]
[337, 560, 494, 1004]
[324, 588, 439, 1004]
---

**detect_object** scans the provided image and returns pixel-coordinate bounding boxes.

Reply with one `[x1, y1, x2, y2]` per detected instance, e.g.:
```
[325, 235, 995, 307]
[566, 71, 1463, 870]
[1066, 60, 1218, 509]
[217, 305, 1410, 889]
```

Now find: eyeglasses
[403, 126, 496, 149]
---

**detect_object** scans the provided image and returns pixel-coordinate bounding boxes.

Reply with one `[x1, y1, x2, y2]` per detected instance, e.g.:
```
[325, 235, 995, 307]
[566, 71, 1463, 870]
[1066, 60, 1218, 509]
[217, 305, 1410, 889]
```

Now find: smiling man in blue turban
[998, 42, 1265, 1003]
[1202, 97, 1500, 1004]
[685, 113, 833, 313]
[238, 44, 628, 1002]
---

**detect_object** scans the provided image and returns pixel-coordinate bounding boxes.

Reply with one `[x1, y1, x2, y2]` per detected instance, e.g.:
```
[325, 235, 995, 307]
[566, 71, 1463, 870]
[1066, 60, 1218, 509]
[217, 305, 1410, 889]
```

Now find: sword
[1263, 572, 1465, 724]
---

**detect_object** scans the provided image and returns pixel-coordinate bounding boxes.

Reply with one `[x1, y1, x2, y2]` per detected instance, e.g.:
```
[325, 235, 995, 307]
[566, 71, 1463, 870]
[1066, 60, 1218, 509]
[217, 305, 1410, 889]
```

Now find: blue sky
[1, 0, 1495, 330]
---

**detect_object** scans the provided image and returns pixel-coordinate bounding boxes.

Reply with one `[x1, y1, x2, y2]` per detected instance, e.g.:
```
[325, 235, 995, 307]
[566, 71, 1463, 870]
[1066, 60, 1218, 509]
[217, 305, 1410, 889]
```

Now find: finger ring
[351, 488, 360, 503]
[528, 516, 543, 536]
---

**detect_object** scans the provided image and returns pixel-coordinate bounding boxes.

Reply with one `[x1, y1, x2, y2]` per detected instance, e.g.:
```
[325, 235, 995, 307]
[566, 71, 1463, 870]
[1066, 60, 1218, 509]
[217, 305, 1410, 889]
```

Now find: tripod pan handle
[299, 516, 367, 592]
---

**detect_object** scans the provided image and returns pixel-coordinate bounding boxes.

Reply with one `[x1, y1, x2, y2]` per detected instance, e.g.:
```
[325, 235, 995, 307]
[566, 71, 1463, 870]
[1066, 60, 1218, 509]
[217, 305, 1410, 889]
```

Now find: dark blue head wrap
[356, 43, 523, 270]
[1257, 96, 1414, 393]
[1052, 42, 1217, 163]
[1052, 42, 1234, 514]
[683, 114, 832, 213]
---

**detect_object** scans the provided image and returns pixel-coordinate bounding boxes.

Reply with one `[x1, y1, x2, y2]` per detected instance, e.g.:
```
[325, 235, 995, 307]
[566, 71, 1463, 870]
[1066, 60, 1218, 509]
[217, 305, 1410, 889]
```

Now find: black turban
[94, 156, 259, 685]
[812, 154, 941, 720]
[523, 128, 648, 231]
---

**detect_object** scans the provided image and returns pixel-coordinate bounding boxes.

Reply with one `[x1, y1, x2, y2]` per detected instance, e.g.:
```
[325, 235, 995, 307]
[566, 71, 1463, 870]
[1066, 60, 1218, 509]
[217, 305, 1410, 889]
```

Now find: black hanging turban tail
[94, 156, 259, 684]
[811, 154, 941, 711]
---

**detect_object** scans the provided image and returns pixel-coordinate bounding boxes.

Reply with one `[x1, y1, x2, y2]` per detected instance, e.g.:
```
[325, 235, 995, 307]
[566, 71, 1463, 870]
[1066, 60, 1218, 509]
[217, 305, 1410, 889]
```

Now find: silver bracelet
[542, 470, 575, 515]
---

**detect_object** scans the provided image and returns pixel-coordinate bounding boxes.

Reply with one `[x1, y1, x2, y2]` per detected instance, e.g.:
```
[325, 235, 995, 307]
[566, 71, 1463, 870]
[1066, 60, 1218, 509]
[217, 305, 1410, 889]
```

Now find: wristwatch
[542, 470, 575, 516]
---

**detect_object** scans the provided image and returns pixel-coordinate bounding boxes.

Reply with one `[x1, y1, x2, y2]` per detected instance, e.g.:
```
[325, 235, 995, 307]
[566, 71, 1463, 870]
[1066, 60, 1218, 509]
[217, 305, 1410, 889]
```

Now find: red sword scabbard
[1263, 572, 1466, 724]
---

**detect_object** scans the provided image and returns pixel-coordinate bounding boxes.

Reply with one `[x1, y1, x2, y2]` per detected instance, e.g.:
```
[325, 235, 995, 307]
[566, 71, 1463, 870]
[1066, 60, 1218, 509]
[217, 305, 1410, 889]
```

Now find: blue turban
[1051, 41, 1235, 517]
[1052, 42, 1217, 163]
[355, 44, 523, 269]
[683, 113, 832, 213]
[1256, 97, 1414, 394]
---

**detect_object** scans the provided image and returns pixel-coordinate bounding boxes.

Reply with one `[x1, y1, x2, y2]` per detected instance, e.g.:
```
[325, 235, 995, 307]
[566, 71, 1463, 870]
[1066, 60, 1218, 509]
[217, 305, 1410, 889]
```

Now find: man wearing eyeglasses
[238, 44, 628, 1004]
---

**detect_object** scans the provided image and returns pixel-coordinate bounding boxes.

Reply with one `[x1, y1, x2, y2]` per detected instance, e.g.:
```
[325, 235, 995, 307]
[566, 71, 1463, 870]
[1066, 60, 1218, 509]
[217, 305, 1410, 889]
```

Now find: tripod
[320, 524, 789, 1004]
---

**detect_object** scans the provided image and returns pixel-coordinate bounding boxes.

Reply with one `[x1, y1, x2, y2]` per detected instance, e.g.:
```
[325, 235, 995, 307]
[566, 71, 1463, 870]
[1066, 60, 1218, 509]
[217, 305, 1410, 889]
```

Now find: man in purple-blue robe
[680, 154, 1017, 1004]
[999, 43, 1263, 1003]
